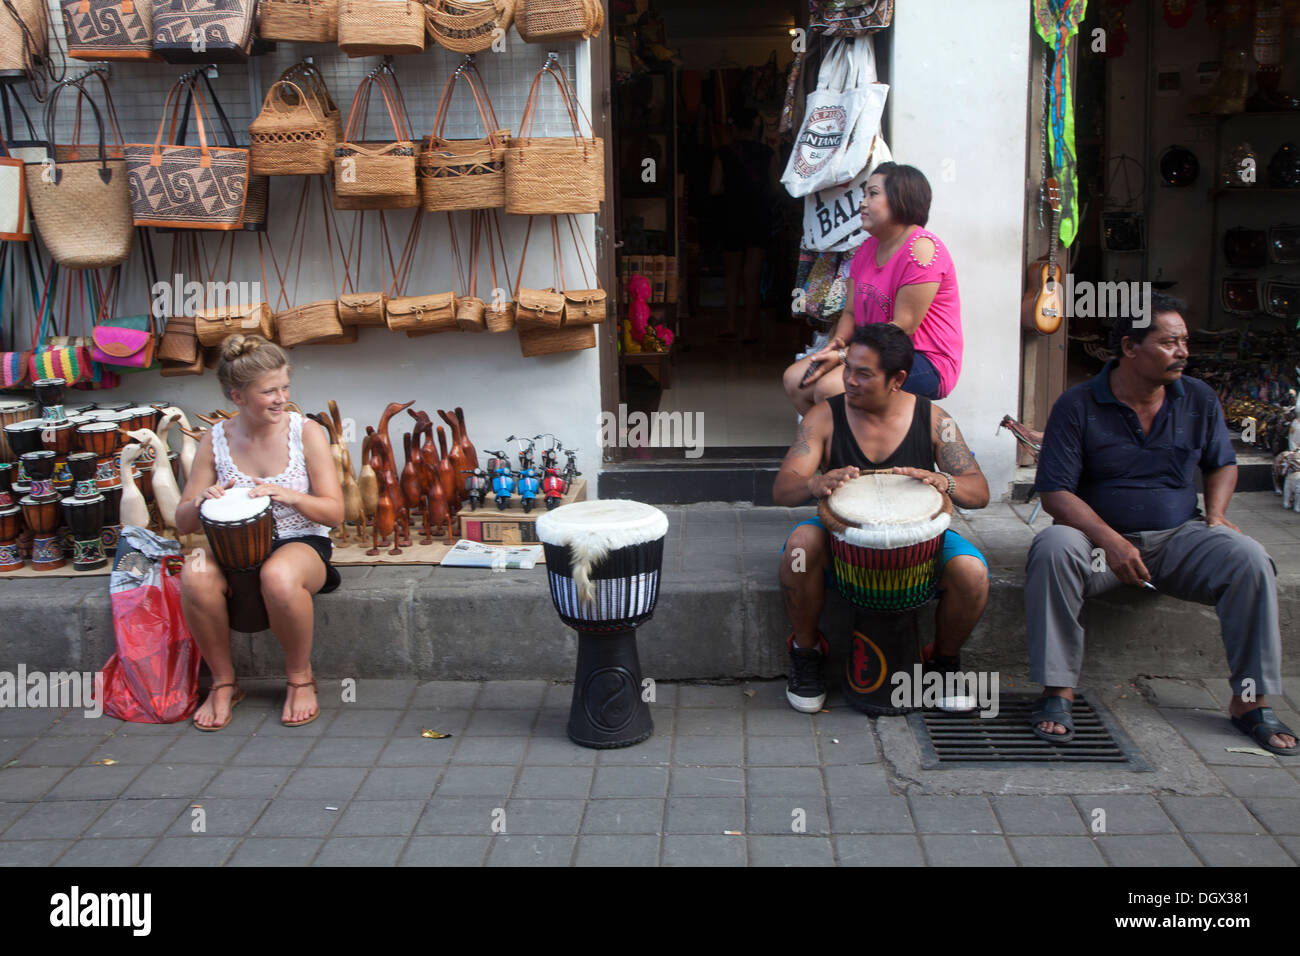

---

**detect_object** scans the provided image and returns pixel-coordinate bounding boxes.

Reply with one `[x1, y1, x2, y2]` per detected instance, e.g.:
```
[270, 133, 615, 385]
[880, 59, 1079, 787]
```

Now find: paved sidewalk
[1, 676, 1297, 867]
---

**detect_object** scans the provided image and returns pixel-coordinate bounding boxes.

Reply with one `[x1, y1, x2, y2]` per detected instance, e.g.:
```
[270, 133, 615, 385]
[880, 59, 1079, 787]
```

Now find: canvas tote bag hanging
[61, 0, 159, 61]
[26, 87, 134, 269]
[505, 54, 603, 216]
[419, 58, 508, 212]
[781, 36, 888, 198]
[124, 75, 250, 230]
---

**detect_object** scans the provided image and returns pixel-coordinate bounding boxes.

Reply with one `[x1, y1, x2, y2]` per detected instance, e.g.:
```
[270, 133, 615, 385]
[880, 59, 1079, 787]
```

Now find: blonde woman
[176, 335, 344, 731]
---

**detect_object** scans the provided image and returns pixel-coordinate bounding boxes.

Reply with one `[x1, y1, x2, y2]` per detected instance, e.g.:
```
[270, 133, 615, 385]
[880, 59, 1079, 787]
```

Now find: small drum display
[818, 473, 953, 717]
[0, 462, 14, 507]
[536, 500, 668, 749]
[0, 503, 23, 571]
[62, 494, 107, 571]
[200, 488, 276, 633]
[42, 419, 75, 456]
[0, 399, 37, 461]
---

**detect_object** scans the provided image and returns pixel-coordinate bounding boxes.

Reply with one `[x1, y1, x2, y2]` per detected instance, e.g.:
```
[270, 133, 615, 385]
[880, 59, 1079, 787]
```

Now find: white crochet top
[211, 412, 331, 539]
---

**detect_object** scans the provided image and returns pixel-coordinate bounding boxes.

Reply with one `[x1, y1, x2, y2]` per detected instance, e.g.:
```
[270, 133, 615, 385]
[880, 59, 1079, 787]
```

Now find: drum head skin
[200, 487, 272, 524]
[825, 473, 951, 549]
[537, 500, 669, 605]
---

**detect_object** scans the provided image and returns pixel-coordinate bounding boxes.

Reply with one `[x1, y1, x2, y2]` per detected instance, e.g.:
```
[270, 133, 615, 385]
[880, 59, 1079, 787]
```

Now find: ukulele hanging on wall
[1022, 179, 1064, 335]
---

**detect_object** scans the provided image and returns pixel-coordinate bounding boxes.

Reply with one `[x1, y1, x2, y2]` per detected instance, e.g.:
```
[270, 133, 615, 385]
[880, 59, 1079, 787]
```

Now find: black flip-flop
[1030, 695, 1074, 743]
[1231, 707, 1299, 756]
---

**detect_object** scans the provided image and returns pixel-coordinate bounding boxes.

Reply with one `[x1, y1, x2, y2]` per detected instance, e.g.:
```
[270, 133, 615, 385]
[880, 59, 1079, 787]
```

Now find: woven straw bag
[514, 0, 600, 43]
[276, 300, 344, 347]
[284, 61, 343, 143]
[513, 217, 564, 330]
[388, 293, 457, 335]
[52, 72, 127, 161]
[195, 302, 274, 346]
[25, 91, 134, 270]
[419, 61, 508, 212]
[258, 0, 337, 42]
[250, 79, 336, 176]
[0, 0, 49, 74]
[338, 291, 386, 325]
[62, 0, 159, 61]
[337, 0, 424, 56]
[425, 0, 514, 54]
[334, 72, 418, 205]
[450, 211, 486, 332]
[123, 78, 250, 230]
[505, 59, 604, 215]
[557, 214, 604, 327]
[152, 0, 256, 63]
[517, 322, 596, 357]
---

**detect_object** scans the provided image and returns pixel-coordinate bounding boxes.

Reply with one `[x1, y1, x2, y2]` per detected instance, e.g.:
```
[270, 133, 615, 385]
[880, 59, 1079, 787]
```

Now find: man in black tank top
[773, 324, 992, 713]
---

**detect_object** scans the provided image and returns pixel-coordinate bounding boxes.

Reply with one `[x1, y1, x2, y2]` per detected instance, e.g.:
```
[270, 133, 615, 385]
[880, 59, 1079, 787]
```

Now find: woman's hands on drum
[248, 482, 302, 508]
[199, 478, 237, 502]
[810, 466, 860, 498]
[801, 335, 848, 388]
[890, 466, 949, 495]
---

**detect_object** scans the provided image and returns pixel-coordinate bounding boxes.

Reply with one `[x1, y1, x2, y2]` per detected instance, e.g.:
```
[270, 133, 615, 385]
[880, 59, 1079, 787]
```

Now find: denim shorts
[903, 351, 943, 400]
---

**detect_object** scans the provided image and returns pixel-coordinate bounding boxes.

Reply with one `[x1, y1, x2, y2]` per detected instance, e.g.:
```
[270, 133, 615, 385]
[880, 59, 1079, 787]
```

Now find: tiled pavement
[1, 675, 1297, 867]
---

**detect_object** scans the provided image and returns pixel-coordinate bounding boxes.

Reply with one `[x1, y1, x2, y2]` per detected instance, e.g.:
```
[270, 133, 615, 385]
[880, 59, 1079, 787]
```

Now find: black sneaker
[924, 649, 978, 713]
[786, 633, 829, 713]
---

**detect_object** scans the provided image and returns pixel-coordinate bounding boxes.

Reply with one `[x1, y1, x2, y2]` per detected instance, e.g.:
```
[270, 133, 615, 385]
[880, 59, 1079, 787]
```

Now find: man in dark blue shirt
[1024, 292, 1294, 754]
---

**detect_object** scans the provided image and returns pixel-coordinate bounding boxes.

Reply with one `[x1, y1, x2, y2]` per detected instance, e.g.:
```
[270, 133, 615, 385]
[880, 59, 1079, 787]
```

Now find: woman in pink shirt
[784, 163, 963, 414]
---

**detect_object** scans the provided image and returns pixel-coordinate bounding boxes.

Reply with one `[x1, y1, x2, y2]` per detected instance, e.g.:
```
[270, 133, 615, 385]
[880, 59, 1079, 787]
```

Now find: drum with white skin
[817, 473, 953, 716]
[536, 500, 668, 748]
[200, 488, 275, 633]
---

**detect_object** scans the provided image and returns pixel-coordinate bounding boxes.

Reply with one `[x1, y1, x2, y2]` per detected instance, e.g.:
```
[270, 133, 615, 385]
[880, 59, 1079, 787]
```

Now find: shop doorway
[606, 0, 813, 459]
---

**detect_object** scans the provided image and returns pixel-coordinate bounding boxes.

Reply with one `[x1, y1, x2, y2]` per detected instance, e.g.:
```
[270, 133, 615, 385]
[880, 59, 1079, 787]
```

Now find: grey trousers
[1024, 519, 1282, 696]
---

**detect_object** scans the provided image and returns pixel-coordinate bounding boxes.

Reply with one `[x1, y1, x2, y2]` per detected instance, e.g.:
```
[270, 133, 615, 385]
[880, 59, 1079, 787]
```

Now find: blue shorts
[781, 516, 987, 594]
[902, 351, 943, 400]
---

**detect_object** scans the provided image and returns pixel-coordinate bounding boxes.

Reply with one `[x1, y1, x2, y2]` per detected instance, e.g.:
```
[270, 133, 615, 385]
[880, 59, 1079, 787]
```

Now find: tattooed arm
[773, 402, 856, 505]
[891, 404, 989, 509]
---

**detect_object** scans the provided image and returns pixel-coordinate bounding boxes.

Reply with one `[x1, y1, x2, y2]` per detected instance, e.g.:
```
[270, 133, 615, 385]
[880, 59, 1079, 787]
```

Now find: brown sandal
[283, 678, 320, 727]
[193, 681, 245, 732]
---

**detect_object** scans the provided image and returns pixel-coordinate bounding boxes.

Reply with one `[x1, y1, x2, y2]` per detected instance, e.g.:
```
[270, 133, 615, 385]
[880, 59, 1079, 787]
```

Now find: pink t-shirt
[849, 228, 963, 398]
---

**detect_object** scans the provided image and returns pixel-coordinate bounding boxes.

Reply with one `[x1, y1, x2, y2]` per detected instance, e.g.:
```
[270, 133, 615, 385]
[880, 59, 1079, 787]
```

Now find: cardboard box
[459, 478, 588, 545]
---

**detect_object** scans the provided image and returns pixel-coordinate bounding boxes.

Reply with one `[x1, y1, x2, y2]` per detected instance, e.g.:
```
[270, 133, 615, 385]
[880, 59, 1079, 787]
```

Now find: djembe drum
[818, 473, 952, 716]
[100, 483, 123, 555]
[0, 463, 21, 571]
[77, 421, 124, 489]
[536, 500, 668, 749]
[0, 399, 36, 461]
[33, 378, 67, 422]
[5, 420, 44, 493]
[200, 488, 275, 633]
[62, 494, 107, 571]
[19, 453, 64, 572]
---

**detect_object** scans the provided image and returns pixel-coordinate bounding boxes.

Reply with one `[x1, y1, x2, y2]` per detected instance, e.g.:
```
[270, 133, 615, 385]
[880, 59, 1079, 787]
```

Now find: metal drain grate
[907, 693, 1151, 770]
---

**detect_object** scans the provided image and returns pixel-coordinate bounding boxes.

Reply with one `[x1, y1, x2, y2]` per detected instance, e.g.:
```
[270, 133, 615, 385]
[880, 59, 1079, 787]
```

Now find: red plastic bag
[102, 536, 199, 723]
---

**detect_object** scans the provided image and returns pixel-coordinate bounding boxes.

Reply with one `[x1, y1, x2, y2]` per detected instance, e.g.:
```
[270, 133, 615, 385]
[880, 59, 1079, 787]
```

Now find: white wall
[16, 21, 605, 484]
[889, 0, 1029, 497]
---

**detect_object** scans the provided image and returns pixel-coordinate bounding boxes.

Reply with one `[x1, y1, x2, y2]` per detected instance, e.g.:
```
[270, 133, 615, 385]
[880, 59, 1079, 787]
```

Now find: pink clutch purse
[91, 325, 157, 370]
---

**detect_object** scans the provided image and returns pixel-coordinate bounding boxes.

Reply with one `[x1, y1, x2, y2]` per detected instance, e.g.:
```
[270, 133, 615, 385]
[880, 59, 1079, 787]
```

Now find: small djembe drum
[818, 473, 952, 716]
[34, 378, 67, 422]
[5, 420, 45, 493]
[100, 483, 123, 555]
[67, 453, 99, 500]
[0, 463, 21, 572]
[19, 456, 64, 572]
[0, 399, 37, 462]
[77, 421, 124, 489]
[536, 500, 668, 749]
[200, 488, 276, 633]
[62, 494, 107, 571]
